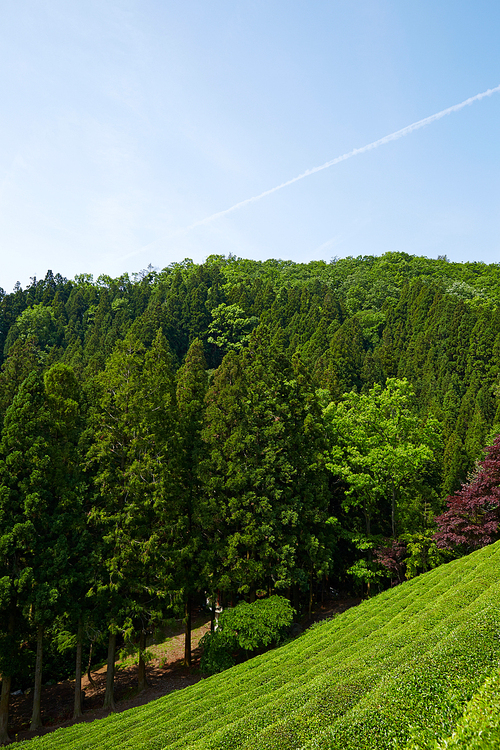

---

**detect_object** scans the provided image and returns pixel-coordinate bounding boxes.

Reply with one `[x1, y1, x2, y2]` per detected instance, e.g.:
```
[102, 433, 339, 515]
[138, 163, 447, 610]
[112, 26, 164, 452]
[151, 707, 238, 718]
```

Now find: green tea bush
[426, 668, 500, 750]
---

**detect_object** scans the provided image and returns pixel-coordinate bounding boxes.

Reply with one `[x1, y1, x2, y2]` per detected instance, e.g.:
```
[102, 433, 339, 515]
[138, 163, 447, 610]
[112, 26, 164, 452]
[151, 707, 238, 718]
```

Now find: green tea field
[19, 541, 500, 750]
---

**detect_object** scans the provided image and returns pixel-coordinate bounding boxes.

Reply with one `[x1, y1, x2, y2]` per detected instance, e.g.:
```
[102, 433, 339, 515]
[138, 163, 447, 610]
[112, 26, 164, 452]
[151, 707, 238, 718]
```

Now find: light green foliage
[200, 596, 294, 674]
[324, 378, 441, 538]
[16, 541, 500, 750]
[402, 529, 444, 579]
[3, 303, 60, 355]
[207, 303, 258, 352]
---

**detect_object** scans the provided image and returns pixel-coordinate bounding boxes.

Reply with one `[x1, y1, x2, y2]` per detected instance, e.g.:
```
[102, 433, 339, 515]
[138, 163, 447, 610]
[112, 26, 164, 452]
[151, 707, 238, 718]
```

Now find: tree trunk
[0, 611, 15, 745]
[30, 623, 44, 730]
[184, 594, 192, 668]
[137, 630, 148, 692]
[364, 502, 371, 536]
[102, 632, 116, 711]
[391, 487, 396, 538]
[292, 585, 300, 617]
[0, 674, 11, 746]
[86, 641, 96, 688]
[73, 619, 83, 719]
[210, 598, 216, 633]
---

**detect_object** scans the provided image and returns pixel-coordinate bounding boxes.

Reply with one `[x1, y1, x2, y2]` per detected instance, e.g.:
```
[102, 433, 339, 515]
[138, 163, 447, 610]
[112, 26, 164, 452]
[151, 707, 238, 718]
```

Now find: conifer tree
[202, 326, 332, 607]
[175, 339, 208, 665]
[88, 331, 177, 705]
[0, 364, 84, 735]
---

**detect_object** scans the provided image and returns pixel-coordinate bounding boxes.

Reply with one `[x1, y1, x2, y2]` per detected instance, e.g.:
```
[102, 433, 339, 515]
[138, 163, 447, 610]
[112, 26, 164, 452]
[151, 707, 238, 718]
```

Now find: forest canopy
[1, 251, 500, 739]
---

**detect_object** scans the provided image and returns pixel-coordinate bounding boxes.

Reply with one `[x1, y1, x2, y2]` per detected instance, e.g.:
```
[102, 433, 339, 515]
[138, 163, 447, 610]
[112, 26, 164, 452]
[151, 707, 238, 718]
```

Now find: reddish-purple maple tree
[374, 539, 407, 584]
[434, 434, 500, 552]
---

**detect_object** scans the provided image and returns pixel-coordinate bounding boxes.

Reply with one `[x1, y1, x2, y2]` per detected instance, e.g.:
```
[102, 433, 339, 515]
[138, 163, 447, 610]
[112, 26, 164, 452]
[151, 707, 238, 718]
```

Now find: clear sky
[1, 1, 499, 292]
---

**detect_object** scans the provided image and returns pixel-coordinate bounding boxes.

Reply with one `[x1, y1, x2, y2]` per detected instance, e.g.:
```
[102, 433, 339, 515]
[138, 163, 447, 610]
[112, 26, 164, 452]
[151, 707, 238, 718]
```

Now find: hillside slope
[19, 542, 500, 750]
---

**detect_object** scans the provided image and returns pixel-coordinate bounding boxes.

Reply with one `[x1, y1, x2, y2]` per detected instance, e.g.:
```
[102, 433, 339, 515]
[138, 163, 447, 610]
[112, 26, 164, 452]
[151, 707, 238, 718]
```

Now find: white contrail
[186, 84, 500, 229]
[123, 84, 500, 260]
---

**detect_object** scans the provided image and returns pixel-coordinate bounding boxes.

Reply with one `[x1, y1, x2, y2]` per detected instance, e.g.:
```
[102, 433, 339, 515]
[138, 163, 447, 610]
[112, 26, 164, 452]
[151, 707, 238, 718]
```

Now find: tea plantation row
[19, 541, 500, 749]
[429, 667, 500, 749]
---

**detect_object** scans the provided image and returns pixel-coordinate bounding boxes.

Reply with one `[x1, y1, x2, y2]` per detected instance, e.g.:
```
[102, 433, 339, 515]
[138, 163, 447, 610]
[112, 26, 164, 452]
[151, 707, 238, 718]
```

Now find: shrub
[200, 595, 294, 675]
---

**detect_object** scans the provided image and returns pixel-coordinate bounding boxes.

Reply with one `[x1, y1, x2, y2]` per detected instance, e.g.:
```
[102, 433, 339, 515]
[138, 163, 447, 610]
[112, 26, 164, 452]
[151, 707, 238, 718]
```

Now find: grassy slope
[19, 542, 500, 750]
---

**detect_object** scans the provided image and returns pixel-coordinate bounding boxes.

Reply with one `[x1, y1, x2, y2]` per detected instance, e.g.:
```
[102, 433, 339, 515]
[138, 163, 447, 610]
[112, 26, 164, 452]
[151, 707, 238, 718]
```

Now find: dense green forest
[1, 250, 500, 742]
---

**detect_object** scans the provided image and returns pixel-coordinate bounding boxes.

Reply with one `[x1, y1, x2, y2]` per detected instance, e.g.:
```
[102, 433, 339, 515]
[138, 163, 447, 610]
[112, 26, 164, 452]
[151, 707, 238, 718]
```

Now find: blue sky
[1, 1, 499, 291]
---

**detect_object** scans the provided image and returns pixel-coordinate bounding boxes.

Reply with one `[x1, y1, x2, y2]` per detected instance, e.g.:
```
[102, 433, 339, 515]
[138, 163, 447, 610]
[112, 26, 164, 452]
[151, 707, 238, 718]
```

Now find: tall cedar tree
[201, 325, 333, 607]
[175, 339, 208, 666]
[0, 364, 84, 738]
[87, 331, 177, 706]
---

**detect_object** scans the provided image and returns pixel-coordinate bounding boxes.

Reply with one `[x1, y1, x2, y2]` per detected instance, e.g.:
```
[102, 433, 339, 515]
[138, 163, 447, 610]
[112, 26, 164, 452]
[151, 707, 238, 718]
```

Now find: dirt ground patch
[9, 616, 211, 745]
[8, 598, 359, 745]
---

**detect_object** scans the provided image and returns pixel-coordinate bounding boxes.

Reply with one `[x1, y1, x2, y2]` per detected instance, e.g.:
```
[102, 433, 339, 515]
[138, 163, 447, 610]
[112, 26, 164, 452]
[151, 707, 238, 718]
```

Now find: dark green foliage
[202, 326, 333, 600]
[199, 629, 236, 675]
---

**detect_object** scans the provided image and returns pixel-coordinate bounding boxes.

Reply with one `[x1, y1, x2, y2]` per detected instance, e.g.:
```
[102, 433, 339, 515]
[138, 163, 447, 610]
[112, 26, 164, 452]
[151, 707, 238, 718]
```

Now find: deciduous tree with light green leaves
[323, 378, 441, 589]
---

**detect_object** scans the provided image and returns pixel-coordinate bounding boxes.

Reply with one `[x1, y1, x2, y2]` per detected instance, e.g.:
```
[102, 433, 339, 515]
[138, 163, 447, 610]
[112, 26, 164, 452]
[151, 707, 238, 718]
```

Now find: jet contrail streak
[184, 84, 500, 231]
[122, 84, 500, 261]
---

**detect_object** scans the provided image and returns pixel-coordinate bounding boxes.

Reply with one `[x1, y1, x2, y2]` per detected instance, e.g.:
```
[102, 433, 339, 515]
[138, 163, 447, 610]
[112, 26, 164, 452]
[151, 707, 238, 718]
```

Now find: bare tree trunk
[102, 632, 116, 711]
[137, 630, 147, 692]
[86, 641, 96, 688]
[293, 585, 300, 616]
[184, 594, 192, 668]
[30, 624, 44, 730]
[73, 619, 83, 719]
[0, 674, 11, 746]
[364, 504, 371, 536]
[184, 593, 191, 667]
[0, 611, 15, 745]
[392, 487, 396, 538]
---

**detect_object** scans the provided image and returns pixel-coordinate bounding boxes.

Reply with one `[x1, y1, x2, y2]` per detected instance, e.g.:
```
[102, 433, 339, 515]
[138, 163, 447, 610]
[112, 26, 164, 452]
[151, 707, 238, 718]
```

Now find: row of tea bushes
[429, 667, 500, 750]
[18, 542, 500, 750]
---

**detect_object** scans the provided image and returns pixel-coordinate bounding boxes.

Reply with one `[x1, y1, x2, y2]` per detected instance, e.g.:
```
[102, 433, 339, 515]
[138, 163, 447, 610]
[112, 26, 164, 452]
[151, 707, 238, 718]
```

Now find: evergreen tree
[202, 327, 332, 608]
[87, 331, 177, 705]
[0, 364, 84, 734]
[175, 339, 208, 665]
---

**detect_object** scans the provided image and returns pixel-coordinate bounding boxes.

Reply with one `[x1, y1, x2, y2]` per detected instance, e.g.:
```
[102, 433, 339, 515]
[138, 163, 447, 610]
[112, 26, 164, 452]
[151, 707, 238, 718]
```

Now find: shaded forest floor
[8, 597, 359, 745]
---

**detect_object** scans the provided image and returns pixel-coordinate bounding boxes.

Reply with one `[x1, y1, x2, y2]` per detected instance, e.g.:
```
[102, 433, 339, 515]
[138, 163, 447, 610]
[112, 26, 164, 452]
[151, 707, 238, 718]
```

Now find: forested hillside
[1, 251, 500, 740]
